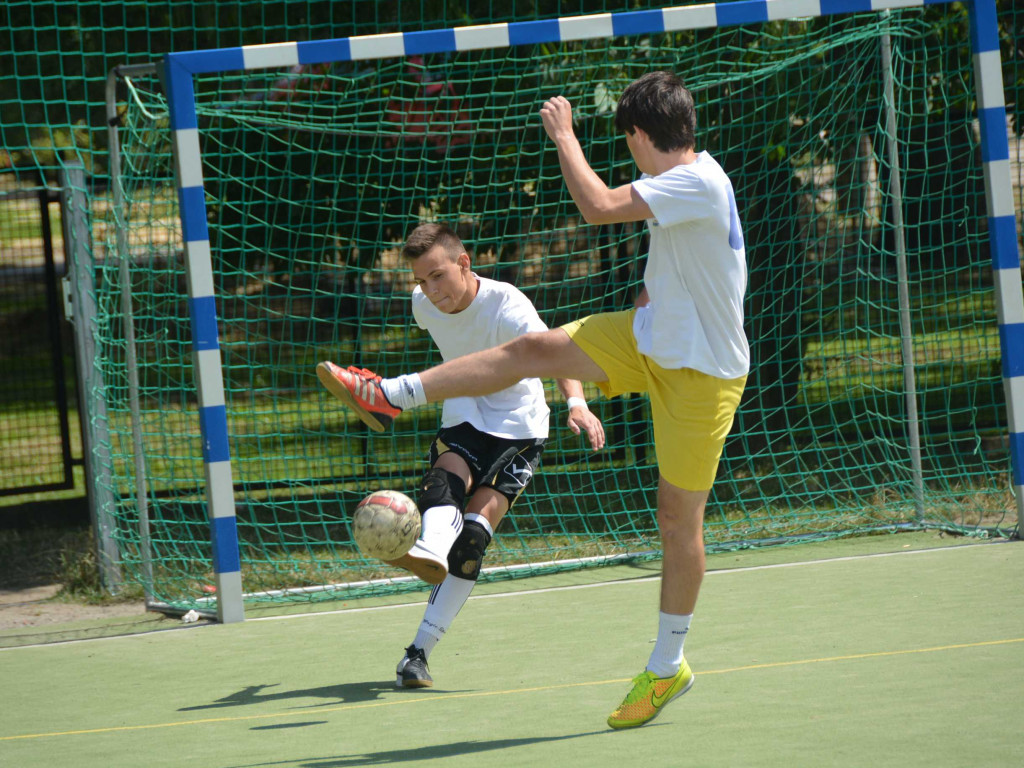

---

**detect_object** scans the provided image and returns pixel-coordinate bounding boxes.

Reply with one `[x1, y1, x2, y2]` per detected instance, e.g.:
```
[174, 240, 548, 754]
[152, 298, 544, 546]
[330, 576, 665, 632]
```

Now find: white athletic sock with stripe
[380, 373, 426, 411]
[412, 514, 493, 658]
[645, 612, 692, 678]
[413, 575, 476, 657]
[415, 505, 463, 560]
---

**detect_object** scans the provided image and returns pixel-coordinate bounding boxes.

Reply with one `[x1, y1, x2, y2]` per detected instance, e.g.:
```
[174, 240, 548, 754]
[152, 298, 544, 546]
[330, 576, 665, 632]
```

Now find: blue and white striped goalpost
[970, 0, 1024, 535]
[162, 0, 1021, 623]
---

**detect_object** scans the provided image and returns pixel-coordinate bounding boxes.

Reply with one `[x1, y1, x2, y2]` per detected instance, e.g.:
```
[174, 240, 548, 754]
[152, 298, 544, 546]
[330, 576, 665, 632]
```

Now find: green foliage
[1, 2, 1020, 180]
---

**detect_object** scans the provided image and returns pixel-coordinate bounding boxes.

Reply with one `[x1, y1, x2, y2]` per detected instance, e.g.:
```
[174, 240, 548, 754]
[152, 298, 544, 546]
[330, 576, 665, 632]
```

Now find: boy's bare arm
[539, 96, 652, 225]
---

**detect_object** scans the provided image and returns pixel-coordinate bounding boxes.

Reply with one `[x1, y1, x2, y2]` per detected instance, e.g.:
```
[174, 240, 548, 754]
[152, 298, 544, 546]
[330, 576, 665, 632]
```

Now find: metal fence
[0, 186, 78, 497]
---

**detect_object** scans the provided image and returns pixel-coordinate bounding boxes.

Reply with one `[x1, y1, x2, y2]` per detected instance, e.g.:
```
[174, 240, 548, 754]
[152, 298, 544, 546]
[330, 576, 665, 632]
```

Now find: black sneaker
[395, 644, 433, 688]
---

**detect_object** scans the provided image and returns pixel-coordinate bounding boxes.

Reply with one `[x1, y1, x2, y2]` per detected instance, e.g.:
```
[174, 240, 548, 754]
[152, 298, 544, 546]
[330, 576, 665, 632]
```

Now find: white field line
[252, 539, 1010, 620]
[0, 540, 1011, 650]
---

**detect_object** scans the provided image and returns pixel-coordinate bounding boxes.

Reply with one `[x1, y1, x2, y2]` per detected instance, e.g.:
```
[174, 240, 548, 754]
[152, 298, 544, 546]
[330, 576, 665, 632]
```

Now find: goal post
[103, 0, 1020, 622]
[970, 2, 1024, 512]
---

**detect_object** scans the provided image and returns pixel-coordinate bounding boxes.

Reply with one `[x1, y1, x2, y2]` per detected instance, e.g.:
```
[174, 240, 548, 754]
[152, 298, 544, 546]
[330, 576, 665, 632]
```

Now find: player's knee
[417, 467, 467, 513]
[447, 519, 492, 581]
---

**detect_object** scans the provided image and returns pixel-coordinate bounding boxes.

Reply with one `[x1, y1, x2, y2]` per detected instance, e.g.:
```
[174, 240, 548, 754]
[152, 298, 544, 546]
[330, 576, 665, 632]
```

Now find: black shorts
[429, 422, 546, 506]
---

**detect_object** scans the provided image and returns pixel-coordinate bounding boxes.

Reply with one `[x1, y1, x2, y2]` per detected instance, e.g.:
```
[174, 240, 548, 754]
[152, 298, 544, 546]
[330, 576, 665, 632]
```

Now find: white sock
[380, 373, 427, 411]
[416, 505, 463, 558]
[645, 612, 692, 678]
[413, 575, 477, 658]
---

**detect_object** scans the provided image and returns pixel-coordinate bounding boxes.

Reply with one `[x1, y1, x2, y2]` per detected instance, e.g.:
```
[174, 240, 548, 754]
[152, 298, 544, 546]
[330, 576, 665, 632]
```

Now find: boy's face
[411, 244, 476, 314]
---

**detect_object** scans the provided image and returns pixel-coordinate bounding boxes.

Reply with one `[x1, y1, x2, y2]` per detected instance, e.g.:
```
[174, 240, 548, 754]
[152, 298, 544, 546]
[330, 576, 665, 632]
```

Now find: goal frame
[155, 0, 1021, 623]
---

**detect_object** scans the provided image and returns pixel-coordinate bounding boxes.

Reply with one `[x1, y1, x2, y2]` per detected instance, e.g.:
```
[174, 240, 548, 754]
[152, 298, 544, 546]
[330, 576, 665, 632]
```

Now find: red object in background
[384, 56, 471, 150]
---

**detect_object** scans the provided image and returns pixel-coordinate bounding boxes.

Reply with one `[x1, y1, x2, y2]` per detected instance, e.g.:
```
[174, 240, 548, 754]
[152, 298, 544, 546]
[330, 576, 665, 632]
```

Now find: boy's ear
[457, 251, 471, 270]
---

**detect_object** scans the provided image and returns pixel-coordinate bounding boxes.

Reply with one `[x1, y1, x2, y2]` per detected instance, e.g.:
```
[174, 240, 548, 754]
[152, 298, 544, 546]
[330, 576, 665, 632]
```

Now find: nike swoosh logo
[650, 675, 687, 708]
[650, 685, 673, 708]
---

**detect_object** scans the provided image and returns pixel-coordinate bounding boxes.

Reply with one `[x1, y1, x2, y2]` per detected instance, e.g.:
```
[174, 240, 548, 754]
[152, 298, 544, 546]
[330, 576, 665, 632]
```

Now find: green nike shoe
[606, 659, 694, 729]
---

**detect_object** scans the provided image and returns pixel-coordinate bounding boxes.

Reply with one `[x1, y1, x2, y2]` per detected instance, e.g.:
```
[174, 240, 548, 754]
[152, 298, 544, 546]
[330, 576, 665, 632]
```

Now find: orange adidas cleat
[316, 361, 402, 432]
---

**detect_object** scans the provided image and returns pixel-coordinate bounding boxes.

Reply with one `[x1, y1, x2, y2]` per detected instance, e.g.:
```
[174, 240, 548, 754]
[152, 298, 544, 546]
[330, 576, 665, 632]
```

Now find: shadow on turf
[250, 721, 329, 731]
[299, 733, 615, 766]
[178, 681, 469, 712]
[229, 727, 655, 766]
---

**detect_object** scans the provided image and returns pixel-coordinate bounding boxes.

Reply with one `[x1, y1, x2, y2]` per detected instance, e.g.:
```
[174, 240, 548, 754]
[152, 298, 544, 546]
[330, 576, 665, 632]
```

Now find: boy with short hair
[318, 222, 604, 687]
[319, 71, 748, 728]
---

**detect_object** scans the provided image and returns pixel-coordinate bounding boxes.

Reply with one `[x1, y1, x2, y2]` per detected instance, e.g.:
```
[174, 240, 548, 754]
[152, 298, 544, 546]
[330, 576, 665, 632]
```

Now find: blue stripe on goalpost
[162, 0, 1022, 622]
[176, 186, 208, 243]
[508, 19, 562, 46]
[404, 28, 458, 55]
[1000, 325, 1024, 380]
[1011, 434, 1024, 489]
[210, 514, 242, 575]
[967, 0, 1001, 51]
[990, 217, 1020, 271]
[612, 10, 666, 37]
[188, 296, 219, 352]
[297, 38, 351, 65]
[716, 1, 769, 26]
[979, 107, 1011, 163]
[198, 405, 231, 464]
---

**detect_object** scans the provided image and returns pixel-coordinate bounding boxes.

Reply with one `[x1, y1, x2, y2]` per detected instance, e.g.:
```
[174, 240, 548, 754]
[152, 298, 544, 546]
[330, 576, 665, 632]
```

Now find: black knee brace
[447, 519, 492, 581]
[417, 467, 467, 513]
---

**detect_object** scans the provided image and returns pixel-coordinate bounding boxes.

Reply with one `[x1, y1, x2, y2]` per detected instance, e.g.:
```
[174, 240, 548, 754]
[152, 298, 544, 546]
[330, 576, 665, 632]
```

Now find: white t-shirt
[412, 275, 551, 439]
[631, 151, 750, 379]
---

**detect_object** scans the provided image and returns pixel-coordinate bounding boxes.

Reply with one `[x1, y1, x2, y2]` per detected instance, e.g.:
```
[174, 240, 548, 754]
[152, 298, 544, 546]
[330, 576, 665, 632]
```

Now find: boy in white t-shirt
[318, 222, 604, 688]
[318, 72, 748, 728]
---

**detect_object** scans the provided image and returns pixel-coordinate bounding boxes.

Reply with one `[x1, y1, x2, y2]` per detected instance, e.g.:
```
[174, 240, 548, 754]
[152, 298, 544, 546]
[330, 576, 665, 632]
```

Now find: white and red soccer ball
[351, 490, 421, 560]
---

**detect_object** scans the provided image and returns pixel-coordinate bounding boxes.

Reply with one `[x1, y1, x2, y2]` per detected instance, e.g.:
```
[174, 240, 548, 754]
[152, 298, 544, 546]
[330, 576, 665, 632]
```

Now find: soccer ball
[351, 490, 421, 560]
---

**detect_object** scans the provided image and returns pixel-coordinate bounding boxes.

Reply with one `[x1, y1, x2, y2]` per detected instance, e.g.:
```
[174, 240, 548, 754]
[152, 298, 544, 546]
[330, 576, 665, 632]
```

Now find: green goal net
[100, 8, 1014, 612]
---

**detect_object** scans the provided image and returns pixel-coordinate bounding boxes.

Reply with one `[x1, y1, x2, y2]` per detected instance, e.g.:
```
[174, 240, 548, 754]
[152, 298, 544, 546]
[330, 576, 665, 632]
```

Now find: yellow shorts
[562, 310, 746, 491]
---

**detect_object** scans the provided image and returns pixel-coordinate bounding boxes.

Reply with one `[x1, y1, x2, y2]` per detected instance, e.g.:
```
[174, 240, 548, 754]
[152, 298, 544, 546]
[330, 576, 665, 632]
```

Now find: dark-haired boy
[319, 72, 749, 728]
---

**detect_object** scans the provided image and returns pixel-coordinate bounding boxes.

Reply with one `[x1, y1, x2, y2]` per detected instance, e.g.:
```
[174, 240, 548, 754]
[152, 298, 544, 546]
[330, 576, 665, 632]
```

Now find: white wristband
[566, 396, 588, 411]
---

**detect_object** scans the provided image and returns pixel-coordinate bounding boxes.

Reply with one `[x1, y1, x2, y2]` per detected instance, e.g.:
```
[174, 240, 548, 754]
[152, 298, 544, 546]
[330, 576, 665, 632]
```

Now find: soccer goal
[100, 0, 1021, 621]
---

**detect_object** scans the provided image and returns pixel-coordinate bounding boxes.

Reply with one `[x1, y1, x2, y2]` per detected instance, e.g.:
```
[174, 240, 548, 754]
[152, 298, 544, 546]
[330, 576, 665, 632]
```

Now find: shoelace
[346, 365, 382, 383]
[621, 671, 657, 704]
[405, 645, 427, 664]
